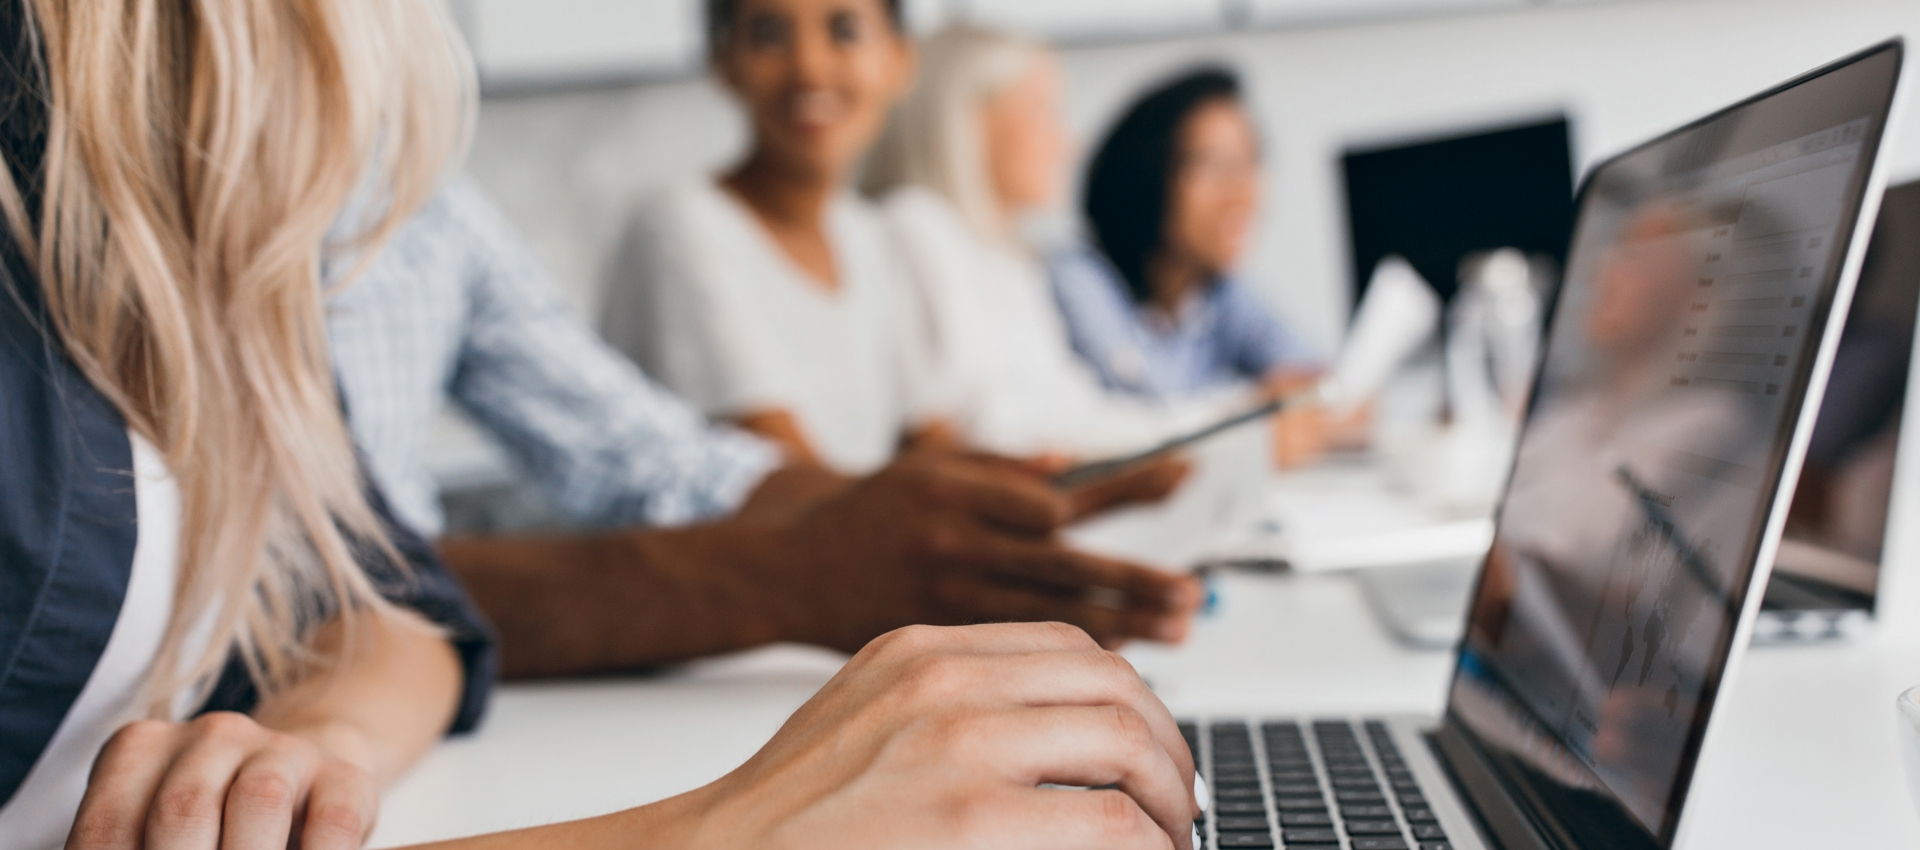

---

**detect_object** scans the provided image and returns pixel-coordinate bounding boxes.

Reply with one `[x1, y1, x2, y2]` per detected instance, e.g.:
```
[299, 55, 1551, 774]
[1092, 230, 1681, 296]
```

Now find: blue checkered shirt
[327, 176, 782, 538]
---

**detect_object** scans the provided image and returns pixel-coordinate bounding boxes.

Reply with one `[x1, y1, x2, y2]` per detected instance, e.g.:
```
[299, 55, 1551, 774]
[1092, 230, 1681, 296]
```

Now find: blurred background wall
[457, 0, 1920, 360]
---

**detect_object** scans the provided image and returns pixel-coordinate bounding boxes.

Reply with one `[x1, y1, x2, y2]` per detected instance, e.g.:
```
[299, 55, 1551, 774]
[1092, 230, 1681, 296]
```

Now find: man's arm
[439, 451, 1201, 678]
[437, 178, 784, 531]
[438, 523, 803, 677]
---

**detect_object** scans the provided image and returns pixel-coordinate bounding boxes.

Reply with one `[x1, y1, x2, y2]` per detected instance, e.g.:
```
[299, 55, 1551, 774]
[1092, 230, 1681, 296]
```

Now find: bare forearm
[250, 613, 463, 784]
[404, 786, 711, 850]
[439, 524, 807, 678]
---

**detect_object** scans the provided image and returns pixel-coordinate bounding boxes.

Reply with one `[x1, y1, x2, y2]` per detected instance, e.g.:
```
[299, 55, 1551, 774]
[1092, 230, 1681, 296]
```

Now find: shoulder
[380, 174, 518, 254]
[629, 179, 732, 235]
[830, 189, 891, 239]
[878, 187, 977, 265]
[617, 180, 747, 277]
[1048, 246, 1132, 305]
[1209, 277, 1275, 313]
[878, 185, 958, 229]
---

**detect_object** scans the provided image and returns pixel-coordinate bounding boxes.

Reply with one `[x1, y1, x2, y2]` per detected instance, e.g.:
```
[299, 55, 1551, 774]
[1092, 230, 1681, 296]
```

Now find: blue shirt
[1048, 247, 1319, 399]
[327, 177, 782, 538]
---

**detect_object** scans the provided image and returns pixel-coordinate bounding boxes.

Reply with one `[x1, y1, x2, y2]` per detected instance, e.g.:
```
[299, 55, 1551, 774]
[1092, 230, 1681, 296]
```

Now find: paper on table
[1317, 256, 1442, 415]
[1282, 517, 1495, 573]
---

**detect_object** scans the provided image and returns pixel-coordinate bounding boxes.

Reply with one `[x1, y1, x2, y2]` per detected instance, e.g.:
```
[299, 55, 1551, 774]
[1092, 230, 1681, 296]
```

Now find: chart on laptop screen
[1449, 42, 1898, 849]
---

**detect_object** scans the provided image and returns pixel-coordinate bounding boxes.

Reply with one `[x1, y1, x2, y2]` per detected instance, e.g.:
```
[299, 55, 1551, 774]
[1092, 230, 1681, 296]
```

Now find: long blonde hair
[862, 24, 1047, 238]
[1, 0, 473, 711]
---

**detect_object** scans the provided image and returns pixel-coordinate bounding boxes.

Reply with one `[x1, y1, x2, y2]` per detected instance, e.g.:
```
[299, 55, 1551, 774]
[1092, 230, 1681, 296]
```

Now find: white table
[368, 567, 1920, 848]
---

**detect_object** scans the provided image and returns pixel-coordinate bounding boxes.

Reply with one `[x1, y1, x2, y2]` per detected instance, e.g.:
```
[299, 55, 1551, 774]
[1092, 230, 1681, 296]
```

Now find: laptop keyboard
[1180, 719, 1453, 850]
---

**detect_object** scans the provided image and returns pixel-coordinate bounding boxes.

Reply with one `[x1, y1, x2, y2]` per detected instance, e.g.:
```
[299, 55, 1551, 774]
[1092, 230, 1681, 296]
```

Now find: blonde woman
[0, 2, 1197, 849]
[863, 26, 1216, 459]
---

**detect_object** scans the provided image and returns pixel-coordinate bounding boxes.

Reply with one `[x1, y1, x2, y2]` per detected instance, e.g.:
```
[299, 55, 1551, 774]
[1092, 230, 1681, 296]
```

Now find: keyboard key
[1398, 793, 1428, 806]
[1272, 783, 1324, 796]
[1418, 844, 1453, 850]
[1335, 789, 1387, 802]
[1217, 833, 1274, 848]
[1341, 804, 1393, 818]
[1282, 828, 1340, 843]
[1402, 807, 1437, 822]
[1347, 820, 1403, 835]
[1269, 770, 1315, 782]
[1351, 838, 1409, 850]
[1215, 786, 1264, 800]
[1277, 811, 1333, 826]
[1412, 824, 1448, 840]
[1214, 816, 1271, 832]
[1276, 798, 1329, 811]
[1215, 801, 1266, 814]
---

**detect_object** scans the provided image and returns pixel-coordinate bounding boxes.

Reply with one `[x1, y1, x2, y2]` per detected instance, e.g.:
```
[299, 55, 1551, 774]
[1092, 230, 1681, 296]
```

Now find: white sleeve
[879, 203, 962, 429]
[601, 188, 795, 418]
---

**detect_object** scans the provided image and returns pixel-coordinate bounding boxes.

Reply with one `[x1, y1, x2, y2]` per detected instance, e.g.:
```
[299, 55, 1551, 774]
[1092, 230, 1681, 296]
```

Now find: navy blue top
[0, 8, 495, 810]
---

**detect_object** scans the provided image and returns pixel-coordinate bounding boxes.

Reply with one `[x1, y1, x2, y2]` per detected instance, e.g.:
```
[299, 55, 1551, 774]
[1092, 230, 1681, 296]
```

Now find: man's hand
[444, 451, 1201, 676]
[771, 452, 1202, 652]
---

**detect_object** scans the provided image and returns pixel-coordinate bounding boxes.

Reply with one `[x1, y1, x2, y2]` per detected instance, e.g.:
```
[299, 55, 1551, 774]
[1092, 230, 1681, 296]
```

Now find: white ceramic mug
[1899, 686, 1920, 817]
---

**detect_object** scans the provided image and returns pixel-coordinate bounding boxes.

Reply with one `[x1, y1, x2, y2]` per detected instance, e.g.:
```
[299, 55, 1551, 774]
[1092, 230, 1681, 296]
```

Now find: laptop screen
[1768, 179, 1920, 612]
[1446, 43, 1902, 848]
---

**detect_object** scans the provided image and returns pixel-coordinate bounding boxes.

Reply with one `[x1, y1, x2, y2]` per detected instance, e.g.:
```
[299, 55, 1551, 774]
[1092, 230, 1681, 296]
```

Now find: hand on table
[66, 713, 378, 850]
[676, 622, 1199, 850]
[775, 451, 1202, 652]
[1271, 404, 1333, 469]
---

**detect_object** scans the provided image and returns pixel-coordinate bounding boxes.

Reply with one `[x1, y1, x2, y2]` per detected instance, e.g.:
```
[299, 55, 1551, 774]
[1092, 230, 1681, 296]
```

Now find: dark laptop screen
[1770, 180, 1920, 611]
[1446, 43, 1902, 848]
[1342, 117, 1576, 307]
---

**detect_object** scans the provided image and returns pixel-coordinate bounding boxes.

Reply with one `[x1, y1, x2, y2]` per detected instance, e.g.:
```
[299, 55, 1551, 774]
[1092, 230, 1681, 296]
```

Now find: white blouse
[883, 187, 1207, 458]
[0, 434, 182, 850]
[602, 181, 945, 475]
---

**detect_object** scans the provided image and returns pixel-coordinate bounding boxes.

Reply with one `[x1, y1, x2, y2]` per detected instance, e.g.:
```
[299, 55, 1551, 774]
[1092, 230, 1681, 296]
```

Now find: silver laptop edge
[1191, 41, 1905, 850]
[1665, 44, 1908, 850]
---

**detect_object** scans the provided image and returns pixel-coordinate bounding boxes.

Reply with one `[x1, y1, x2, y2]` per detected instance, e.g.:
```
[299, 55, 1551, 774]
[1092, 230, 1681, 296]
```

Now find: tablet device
[1050, 396, 1286, 489]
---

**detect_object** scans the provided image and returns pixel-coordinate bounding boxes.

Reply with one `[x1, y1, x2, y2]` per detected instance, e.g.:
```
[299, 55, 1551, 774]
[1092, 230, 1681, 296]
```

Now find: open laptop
[1755, 177, 1920, 639]
[1362, 177, 1920, 649]
[1184, 40, 1903, 850]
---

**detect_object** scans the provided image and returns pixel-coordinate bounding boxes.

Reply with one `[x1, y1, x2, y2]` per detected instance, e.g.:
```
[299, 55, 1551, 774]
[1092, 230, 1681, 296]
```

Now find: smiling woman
[601, 0, 954, 476]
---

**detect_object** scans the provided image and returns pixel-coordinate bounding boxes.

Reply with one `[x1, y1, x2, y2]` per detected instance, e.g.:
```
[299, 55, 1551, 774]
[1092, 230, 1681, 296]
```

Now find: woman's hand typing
[672, 621, 1199, 850]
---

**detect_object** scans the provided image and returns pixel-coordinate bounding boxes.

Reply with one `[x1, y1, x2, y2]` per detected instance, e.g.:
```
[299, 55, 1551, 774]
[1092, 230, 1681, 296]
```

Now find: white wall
[466, 0, 1920, 356]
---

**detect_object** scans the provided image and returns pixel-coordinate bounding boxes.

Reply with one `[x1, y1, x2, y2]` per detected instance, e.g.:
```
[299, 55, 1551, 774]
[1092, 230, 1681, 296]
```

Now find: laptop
[1361, 177, 1920, 650]
[1756, 177, 1920, 640]
[1359, 176, 1920, 648]
[1184, 40, 1904, 850]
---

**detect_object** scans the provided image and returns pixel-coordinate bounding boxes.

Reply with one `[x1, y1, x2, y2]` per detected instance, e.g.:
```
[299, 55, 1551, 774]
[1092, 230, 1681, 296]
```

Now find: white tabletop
[369, 565, 1920, 848]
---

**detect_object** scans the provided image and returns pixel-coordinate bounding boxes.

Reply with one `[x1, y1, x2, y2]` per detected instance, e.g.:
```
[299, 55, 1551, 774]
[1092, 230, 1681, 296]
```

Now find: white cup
[1899, 686, 1920, 817]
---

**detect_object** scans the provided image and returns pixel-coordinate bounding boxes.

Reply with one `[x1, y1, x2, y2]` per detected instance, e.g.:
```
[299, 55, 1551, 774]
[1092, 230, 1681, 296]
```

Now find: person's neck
[721, 150, 838, 233]
[1145, 251, 1210, 319]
